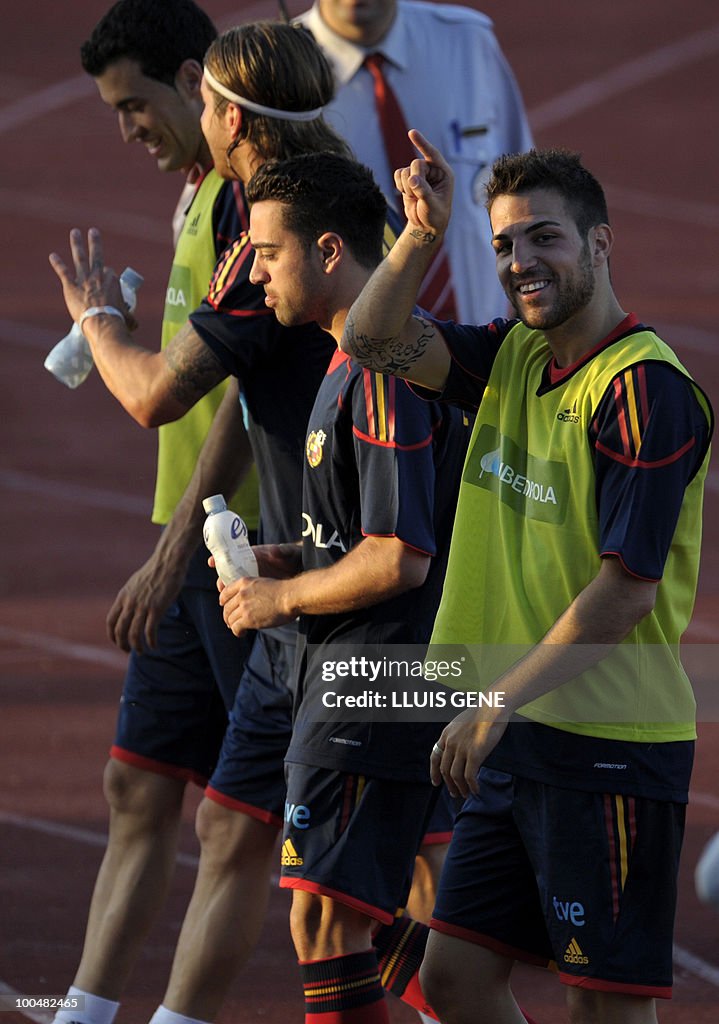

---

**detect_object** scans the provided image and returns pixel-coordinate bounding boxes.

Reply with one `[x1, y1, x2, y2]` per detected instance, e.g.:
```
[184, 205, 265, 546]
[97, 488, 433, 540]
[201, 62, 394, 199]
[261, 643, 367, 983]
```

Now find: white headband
[203, 66, 324, 122]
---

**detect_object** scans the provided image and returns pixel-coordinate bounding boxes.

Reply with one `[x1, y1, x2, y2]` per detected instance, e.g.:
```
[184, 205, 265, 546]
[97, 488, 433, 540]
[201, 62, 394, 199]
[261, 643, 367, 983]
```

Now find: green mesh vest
[429, 323, 711, 742]
[152, 170, 259, 527]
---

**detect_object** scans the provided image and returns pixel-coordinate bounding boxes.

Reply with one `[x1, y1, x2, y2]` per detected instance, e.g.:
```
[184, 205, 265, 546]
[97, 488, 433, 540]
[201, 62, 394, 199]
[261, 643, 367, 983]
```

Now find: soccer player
[49, 24, 463, 1024]
[218, 151, 521, 1024]
[340, 131, 713, 1024]
[49, 4, 259, 1022]
[50, 20, 342, 1024]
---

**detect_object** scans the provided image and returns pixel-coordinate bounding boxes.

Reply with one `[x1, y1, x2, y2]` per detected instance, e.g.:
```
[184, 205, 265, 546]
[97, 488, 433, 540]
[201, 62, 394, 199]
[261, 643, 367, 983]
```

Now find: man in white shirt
[297, 0, 533, 323]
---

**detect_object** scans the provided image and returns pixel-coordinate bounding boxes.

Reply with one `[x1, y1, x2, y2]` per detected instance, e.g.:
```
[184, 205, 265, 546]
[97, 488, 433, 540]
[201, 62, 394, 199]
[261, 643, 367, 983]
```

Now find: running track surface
[1, 1, 718, 1021]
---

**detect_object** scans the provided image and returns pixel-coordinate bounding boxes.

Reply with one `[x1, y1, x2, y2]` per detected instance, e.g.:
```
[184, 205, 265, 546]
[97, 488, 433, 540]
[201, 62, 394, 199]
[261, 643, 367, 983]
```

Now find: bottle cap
[202, 494, 227, 514]
[119, 267, 144, 291]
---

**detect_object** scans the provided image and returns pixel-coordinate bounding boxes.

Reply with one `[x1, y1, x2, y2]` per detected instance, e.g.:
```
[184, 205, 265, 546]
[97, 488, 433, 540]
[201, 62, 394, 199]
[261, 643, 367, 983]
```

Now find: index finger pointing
[408, 129, 442, 164]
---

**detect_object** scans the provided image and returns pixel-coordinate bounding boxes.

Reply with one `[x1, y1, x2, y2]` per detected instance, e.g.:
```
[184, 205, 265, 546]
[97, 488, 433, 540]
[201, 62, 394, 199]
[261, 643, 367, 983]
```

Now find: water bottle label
[230, 516, 248, 541]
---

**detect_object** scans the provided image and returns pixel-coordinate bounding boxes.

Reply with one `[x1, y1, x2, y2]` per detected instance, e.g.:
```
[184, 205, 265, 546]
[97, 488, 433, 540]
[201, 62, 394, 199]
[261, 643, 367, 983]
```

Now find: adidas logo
[564, 937, 589, 965]
[281, 838, 303, 866]
[556, 400, 580, 424]
[186, 213, 202, 236]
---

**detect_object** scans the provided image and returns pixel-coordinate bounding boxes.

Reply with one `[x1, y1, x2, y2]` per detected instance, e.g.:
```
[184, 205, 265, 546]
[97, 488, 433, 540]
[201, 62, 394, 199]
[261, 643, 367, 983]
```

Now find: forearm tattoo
[344, 311, 434, 375]
[165, 342, 226, 407]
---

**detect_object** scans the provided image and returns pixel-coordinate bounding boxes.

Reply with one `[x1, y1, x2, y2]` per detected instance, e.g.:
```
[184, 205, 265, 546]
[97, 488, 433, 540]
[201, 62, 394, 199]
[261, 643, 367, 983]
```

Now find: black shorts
[431, 767, 685, 998]
[206, 629, 296, 826]
[112, 548, 253, 784]
[280, 762, 438, 924]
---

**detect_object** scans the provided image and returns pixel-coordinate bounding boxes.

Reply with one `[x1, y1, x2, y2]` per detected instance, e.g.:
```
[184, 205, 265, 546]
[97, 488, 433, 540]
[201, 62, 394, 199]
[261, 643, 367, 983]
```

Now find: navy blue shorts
[424, 786, 460, 844]
[280, 762, 438, 924]
[206, 628, 296, 826]
[431, 767, 685, 998]
[112, 544, 253, 785]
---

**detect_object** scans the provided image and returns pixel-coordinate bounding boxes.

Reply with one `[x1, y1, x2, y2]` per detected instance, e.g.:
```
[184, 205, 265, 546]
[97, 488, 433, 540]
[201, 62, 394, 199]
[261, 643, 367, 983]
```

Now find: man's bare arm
[431, 557, 659, 797]
[219, 536, 430, 636]
[107, 378, 253, 651]
[49, 227, 227, 426]
[341, 130, 454, 390]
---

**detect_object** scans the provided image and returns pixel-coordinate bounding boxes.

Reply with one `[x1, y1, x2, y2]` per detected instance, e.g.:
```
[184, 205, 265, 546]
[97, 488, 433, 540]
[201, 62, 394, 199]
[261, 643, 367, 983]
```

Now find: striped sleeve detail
[207, 234, 270, 316]
[355, 370, 434, 449]
[595, 365, 696, 468]
[362, 369, 396, 443]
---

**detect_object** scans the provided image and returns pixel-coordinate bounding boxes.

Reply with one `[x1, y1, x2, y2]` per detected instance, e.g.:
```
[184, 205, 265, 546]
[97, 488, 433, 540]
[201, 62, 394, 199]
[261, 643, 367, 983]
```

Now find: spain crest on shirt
[306, 429, 327, 468]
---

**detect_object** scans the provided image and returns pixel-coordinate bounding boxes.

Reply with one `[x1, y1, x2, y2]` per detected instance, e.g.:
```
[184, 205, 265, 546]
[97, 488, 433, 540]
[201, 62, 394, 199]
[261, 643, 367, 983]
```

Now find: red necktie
[364, 53, 457, 321]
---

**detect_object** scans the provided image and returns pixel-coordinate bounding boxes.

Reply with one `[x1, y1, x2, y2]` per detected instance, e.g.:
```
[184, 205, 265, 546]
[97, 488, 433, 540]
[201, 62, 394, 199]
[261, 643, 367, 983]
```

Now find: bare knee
[103, 758, 184, 822]
[195, 797, 278, 869]
[406, 841, 448, 923]
[420, 931, 515, 1024]
[289, 890, 373, 960]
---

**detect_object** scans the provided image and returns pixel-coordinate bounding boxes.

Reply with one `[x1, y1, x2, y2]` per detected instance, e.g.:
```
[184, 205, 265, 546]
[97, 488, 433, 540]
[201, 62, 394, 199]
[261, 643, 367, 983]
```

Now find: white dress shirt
[298, 1, 533, 324]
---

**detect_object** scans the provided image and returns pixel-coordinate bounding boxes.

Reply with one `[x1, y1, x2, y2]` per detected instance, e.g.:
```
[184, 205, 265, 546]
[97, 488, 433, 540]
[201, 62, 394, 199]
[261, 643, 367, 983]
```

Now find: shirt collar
[302, 2, 408, 86]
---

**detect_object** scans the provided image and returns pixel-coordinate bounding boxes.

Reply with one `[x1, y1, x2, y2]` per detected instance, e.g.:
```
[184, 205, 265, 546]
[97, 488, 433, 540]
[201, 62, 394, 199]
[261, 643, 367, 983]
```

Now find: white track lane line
[528, 22, 719, 131]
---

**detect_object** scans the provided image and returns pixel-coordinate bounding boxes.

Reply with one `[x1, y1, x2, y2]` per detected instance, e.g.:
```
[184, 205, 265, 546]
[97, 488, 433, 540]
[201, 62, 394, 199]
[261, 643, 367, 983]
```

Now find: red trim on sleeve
[359, 530, 434, 557]
[599, 551, 660, 583]
[351, 425, 433, 450]
[613, 376, 632, 457]
[364, 370, 376, 437]
[594, 435, 695, 469]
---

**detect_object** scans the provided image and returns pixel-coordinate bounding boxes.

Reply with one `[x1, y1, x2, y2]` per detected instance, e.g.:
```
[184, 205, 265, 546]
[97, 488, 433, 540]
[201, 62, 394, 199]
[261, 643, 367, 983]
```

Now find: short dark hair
[81, 0, 217, 84]
[246, 153, 387, 269]
[485, 148, 609, 236]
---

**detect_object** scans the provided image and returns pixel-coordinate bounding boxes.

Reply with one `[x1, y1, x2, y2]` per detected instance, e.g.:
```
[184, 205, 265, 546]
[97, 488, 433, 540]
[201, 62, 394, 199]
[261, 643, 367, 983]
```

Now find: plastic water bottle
[202, 494, 258, 584]
[44, 267, 144, 389]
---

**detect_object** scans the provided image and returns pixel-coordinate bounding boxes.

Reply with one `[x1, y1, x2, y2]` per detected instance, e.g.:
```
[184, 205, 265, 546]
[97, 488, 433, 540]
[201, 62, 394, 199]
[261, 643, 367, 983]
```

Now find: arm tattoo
[344, 311, 434, 375]
[409, 228, 437, 244]
[164, 338, 226, 407]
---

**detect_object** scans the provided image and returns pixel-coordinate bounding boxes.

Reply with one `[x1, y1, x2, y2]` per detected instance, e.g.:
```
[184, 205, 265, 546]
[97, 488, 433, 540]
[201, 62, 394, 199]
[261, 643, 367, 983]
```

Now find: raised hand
[393, 129, 454, 241]
[49, 228, 132, 327]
